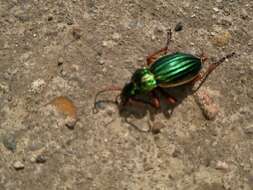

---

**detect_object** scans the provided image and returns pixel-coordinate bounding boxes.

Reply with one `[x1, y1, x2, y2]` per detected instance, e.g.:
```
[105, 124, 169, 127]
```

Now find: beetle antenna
[93, 86, 122, 114]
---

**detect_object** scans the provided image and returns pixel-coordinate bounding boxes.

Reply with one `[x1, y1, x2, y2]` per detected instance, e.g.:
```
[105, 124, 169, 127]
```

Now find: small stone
[98, 59, 105, 65]
[28, 142, 43, 151]
[47, 15, 53, 21]
[30, 79, 46, 94]
[174, 22, 183, 32]
[0, 82, 9, 94]
[102, 40, 116, 48]
[220, 16, 233, 26]
[65, 116, 77, 129]
[112, 32, 121, 40]
[151, 122, 166, 134]
[215, 161, 229, 171]
[67, 20, 74, 25]
[36, 155, 47, 164]
[244, 125, 253, 134]
[213, 7, 219, 12]
[3, 133, 16, 152]
[13, 161, 24, 170]
[49, 96, 78, 129]
[57, 57, 64, 66]
[172, 149, 181, 158]
[194, 90, 219, 120]
[211, 31, 231, 47]
[72, 26, 82, 40]
[241, 9, 248, 20]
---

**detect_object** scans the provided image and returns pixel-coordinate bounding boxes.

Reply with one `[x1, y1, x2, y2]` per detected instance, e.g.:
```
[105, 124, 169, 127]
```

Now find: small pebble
[47, 15, 53, 21]
[3, 134, 16, 152]
[28, 142, 43, 151]
[67, 19, 74, 25]
[30, 79, 46, 94]
[13, 161, 25, 170]
[241, 9, 248, 20]
[211, 31, 231, 47]
[151, 122, 166, 134]
[213, 7, 219, 12]
[57, 57, 64, 66]
[0, 82, 9, 94]
[102, 40, 115, 48]
[72, 26, 82, 40]
[112, 32, 121, 40]
[244, 125, 253, 134]
[174, 22, 183, 32]
[215, 161, 229, 171]
[65, 116, 77, 129]
[98, 59, 105, 65]
[36, 155, 47, 164]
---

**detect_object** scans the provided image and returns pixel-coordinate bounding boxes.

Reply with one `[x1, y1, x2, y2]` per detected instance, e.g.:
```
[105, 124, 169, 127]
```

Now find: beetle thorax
[131, 68, 157, 93]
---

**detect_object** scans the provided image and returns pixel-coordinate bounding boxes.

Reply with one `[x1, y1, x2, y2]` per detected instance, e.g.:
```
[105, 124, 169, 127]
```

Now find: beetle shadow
[118, 84, 196, 132]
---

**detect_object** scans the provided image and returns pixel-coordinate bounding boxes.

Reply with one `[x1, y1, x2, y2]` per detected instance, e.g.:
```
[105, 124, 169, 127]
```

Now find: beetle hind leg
[192, 52, 235, 89]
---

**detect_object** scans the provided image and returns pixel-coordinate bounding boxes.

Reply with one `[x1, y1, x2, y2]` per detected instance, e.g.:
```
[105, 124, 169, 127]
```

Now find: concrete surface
[0, 0, 253, 189]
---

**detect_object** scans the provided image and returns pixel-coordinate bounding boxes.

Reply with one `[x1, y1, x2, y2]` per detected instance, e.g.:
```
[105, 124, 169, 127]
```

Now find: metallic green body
[151, 52, 202, 87]
[121, 52, 202, 102]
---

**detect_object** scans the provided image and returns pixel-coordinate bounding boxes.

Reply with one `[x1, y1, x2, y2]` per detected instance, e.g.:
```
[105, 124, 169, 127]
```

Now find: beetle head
[120, 82, 137, 105]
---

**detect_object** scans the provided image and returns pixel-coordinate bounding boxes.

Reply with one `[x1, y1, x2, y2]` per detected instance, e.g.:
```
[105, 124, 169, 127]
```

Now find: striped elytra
[150, 52, 202, 87]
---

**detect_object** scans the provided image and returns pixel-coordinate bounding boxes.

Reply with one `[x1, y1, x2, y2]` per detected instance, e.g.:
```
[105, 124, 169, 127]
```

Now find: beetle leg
[126, 92, 160, 109]
[146, 47, 168, 65]
[150, 91, 161, 108]
[200, 52, 208, 63]
[146, 29, 173, 65]
[164, 29, 172, 54]
[192, 52, 235, 87]
[156, 87, 177, 105]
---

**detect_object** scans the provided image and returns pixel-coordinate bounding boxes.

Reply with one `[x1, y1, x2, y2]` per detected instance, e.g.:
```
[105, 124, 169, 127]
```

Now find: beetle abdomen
[150, 52, 202, 87]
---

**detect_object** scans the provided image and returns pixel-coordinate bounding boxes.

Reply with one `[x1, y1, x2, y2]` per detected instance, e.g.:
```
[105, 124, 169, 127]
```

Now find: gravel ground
[0, 0, 253, 189]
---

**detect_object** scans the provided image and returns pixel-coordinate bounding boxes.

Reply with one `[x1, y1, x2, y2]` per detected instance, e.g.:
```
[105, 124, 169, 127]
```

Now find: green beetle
[94, 29, 235, 111]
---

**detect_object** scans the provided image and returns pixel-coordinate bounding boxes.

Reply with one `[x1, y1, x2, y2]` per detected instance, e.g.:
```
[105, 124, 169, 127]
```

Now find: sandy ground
[0, 0, 253, 189]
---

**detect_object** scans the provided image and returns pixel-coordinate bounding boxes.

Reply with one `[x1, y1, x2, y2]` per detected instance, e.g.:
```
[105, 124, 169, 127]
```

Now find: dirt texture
[0, 0, 253, 190]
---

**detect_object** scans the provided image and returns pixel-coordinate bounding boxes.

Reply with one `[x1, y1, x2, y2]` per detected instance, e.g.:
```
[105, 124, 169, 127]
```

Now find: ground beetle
[94, 29, 235, 111]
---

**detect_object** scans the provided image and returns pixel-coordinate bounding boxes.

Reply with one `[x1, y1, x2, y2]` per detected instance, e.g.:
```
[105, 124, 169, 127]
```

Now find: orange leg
[128, 97, 160, 109]
[127, 91, 161, 109]
[146, 29, 172, 65]
[147, 47, 168, 65]
[156, 87, 177, 105]
[192, 52, 235, 88]
[199, 52, 208, 63]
